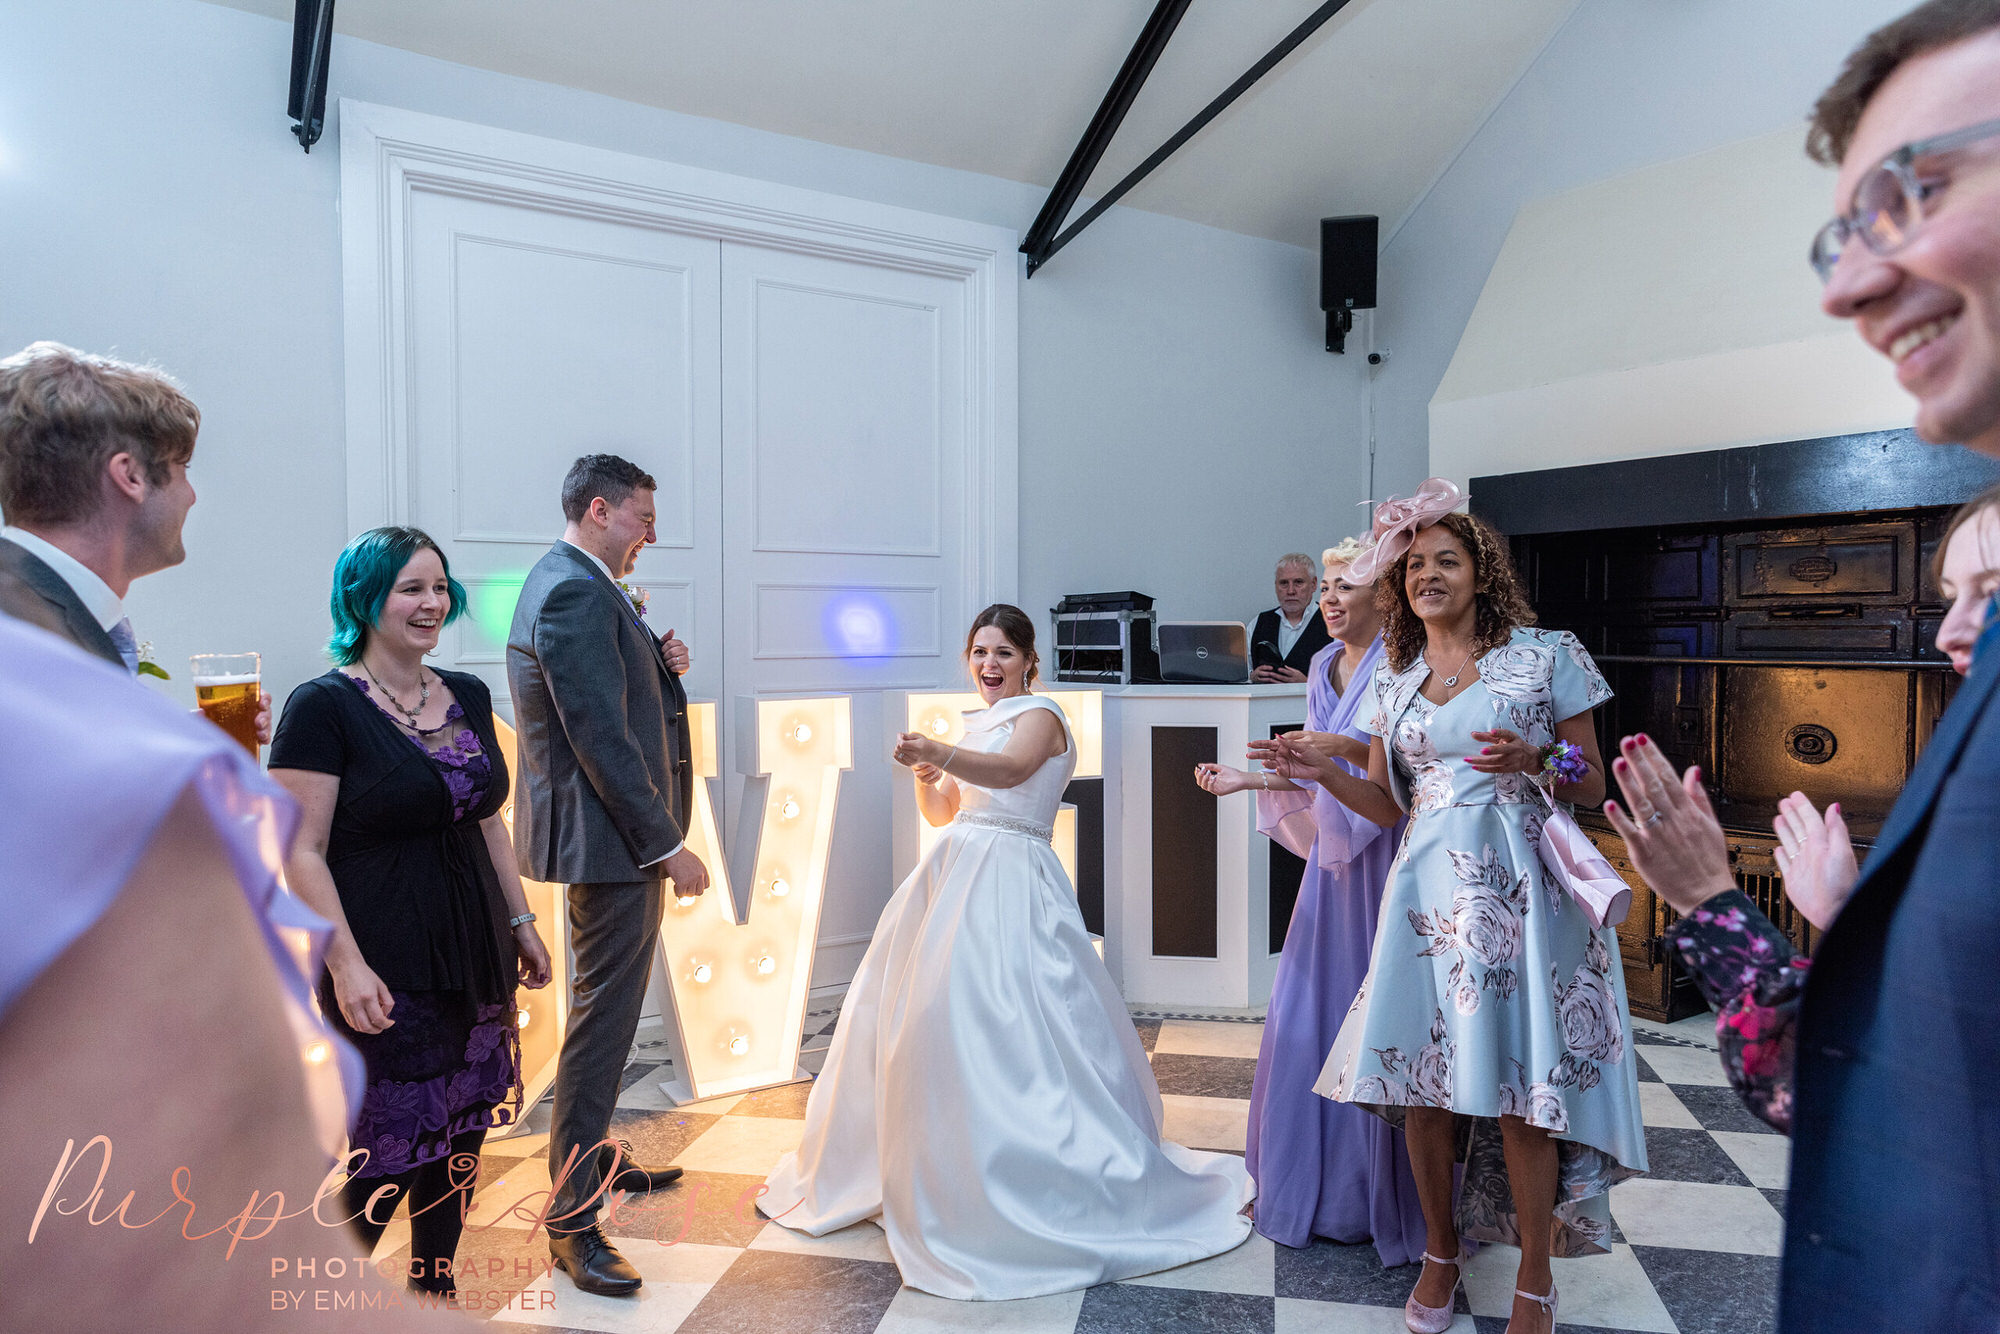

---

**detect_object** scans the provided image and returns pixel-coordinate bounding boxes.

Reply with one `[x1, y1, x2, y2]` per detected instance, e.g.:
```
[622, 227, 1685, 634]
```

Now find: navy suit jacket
[1780, 642, 2000, 1330]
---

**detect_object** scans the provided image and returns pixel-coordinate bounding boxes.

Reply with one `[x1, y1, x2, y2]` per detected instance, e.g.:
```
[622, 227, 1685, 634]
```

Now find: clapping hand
[1603, 734, 1736, 914]
[1193, 763, 1254, 795]
[1248, 733, 1329, 786]
[255, 690, 274, 745]
[1288, 729, 1369, 768]
[893, 732, 946, 770]
[659, 628, 691, 674]
[911, 761, 946, 787]
[1467, 727, 1539, 774]
[1772, 792, 1859, 931]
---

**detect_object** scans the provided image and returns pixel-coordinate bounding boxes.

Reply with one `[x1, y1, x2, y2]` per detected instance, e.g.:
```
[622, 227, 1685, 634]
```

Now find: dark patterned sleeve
[1664, 890, 1808, 1134]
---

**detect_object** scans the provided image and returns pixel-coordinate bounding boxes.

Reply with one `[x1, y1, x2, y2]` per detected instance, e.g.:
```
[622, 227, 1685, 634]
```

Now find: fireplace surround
[1473, 429, 2000, 1020]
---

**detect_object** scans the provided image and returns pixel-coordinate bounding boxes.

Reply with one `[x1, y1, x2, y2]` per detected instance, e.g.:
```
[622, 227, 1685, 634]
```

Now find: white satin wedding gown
[760, 693, 1254, 1299]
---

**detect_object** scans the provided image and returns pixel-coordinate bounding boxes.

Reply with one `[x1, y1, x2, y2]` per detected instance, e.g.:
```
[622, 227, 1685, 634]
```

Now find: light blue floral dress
[1312, 627, 1647, 1256]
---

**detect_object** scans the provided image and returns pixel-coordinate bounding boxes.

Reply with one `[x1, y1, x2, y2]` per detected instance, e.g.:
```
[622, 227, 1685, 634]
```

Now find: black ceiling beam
[1022, 0, 1193, 265]
[1024, 0, 1358, 277]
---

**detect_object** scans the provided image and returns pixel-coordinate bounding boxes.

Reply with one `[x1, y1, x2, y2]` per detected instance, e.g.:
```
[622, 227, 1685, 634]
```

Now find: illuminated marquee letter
[654, 697, 852, 1103]
[493, 717, 572, 1131]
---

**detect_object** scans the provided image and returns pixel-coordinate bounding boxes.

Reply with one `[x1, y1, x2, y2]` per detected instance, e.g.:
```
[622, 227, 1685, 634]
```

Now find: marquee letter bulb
[769, 877, 790, 897]
[780, 798, 801, 820]
[692, 963, 713, 984]
[755, 954, 776, 974]
[729, 1036, 749, 1056]
[929, 716, 950, 736]
[791, 723, 812, 744]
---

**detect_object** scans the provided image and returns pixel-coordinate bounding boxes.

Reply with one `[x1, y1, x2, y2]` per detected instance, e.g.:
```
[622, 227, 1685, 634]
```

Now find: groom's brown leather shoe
[550, 1225, 642, 1297]
[600, 1138, 683, 1191]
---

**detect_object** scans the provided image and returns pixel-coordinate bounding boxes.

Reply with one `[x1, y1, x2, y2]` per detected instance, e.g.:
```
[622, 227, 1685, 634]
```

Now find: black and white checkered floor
[386, 1007, 1783, 1334]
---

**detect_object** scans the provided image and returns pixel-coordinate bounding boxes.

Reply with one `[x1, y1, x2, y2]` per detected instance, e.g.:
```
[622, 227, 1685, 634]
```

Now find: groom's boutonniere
[136, 641, 170, 681]
[616, 581, 649, 618]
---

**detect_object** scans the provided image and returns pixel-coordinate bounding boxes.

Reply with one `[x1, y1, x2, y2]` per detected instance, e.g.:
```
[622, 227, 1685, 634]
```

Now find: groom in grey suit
[508, 453, 708, 1297]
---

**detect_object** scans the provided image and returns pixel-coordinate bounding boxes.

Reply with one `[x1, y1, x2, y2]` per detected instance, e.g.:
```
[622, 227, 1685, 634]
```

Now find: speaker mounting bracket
[1326, 307, 1353, 355]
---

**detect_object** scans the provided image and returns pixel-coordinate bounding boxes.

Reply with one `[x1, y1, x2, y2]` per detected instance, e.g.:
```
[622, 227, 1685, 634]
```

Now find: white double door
[402, 189, 973, 836]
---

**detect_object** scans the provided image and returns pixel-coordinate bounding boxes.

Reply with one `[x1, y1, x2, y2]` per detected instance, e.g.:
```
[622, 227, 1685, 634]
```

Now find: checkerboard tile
[452, 1007, 1781, 1332]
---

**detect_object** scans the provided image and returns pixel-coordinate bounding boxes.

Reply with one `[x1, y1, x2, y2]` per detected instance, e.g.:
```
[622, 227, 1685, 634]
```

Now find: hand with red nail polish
[1603, 733, 1735, 913]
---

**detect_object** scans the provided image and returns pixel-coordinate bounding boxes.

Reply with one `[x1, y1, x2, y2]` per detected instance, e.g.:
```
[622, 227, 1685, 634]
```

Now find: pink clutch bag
[1532, 784, 1632, 929]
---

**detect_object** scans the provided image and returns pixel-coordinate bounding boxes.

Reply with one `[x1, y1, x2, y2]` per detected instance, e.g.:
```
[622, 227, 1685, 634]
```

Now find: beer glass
[191, 652, 261, 757]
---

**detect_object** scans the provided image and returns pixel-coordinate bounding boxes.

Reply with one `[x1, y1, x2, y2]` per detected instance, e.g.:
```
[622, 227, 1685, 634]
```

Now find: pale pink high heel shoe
[1404, 1249, 1468, 1334]
[1505, 1282, 1559, 1333]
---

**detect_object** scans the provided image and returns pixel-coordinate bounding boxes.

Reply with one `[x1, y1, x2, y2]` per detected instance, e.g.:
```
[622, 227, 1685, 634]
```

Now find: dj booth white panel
[1102, 684, 1310, 1011]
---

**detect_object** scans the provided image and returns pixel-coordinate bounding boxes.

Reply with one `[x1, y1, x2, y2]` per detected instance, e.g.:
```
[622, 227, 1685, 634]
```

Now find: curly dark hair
[1375, 511, 1537, 673]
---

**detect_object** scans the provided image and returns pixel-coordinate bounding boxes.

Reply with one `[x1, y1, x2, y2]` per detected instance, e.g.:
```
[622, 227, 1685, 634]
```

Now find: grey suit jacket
[0, 538, 122, 669]
[507, 541, 693, 885]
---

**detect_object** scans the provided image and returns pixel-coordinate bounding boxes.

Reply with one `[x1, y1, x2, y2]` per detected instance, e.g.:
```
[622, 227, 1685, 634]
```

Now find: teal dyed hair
[327, 526, 467, 665]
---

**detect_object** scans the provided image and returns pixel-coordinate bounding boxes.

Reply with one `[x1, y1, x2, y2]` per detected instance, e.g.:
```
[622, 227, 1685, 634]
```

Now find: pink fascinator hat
[1344, 477, 1466, 584]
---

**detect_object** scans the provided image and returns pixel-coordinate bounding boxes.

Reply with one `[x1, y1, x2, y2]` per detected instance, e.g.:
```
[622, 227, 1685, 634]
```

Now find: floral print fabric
[351, 678, 492, 822]
[1664, 890, 1807, 1133]
[325, 988, 524, 1178]
[1314, 628, 1647, 1257]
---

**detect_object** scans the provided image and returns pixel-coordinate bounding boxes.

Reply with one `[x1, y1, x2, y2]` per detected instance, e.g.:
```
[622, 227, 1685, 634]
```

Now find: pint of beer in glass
[191, 652, 261, 757]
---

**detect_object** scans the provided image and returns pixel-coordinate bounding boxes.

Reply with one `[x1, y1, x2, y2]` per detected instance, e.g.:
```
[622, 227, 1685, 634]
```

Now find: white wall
[1429, 129, 1909, 483]
[0, 0, 1361, 985]
[1369, 0, 1918, 497]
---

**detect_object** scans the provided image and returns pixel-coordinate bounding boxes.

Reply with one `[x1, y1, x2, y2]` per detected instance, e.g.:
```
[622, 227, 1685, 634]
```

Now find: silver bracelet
[940, 743, 958, 774]
[508, 912, 537, 929]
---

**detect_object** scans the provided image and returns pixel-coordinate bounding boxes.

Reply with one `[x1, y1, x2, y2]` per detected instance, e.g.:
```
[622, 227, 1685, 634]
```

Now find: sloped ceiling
[203, 0, 1579, 251]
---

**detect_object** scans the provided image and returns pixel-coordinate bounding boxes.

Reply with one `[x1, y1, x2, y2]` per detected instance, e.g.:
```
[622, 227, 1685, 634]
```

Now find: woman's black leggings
[342, 1126, 489, 1293]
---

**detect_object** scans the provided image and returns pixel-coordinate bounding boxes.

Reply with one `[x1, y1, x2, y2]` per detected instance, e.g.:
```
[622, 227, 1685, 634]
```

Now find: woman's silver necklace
[1438, 645, 1476, 691]
[361, 658, 429, 727]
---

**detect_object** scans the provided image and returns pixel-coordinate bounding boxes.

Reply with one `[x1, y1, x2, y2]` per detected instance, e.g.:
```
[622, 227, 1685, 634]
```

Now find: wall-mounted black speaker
[1320, 215, 1378, 312]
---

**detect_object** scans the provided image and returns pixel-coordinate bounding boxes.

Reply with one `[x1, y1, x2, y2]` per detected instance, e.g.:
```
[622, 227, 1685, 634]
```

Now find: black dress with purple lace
[269, 668, 524, 1178]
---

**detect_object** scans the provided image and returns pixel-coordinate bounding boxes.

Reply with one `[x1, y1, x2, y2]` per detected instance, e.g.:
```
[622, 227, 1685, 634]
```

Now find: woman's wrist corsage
[1537, 739, 1589, 786]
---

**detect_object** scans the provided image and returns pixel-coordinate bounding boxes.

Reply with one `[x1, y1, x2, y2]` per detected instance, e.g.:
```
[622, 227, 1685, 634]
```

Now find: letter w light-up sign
[653, 696, 851, 1104]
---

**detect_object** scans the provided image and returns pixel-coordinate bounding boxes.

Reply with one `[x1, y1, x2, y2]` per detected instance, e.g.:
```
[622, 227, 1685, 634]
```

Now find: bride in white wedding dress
[760, 604, 1254, 1300]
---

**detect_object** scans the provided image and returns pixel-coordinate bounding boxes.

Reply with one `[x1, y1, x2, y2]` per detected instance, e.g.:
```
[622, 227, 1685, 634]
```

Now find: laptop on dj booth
[1157, 621, 1251, 685]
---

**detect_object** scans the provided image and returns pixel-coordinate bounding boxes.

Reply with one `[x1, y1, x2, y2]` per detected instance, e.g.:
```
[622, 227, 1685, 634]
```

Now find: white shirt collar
[1, 527, 125, 631]
[1278, 608, 1310, 631]
[567, 540, 616, 584]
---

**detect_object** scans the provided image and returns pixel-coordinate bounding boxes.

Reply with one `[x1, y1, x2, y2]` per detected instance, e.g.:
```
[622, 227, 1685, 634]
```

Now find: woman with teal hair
[269, 526, 551, 1296]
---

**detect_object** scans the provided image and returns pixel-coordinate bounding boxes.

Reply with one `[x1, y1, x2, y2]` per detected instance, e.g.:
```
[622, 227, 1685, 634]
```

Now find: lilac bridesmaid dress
[1247, 636, 1425, 1263]
[0, 616, 359, 1149]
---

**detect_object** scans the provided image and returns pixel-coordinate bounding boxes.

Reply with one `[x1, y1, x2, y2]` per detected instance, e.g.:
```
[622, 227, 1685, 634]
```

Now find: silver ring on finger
[1645, 811, 1664, 827]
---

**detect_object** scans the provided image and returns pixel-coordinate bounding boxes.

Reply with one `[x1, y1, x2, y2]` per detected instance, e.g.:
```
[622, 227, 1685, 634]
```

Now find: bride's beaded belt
[952, 811, 1055, 842]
